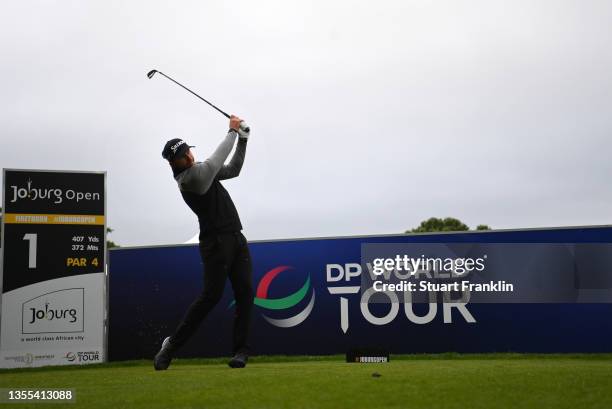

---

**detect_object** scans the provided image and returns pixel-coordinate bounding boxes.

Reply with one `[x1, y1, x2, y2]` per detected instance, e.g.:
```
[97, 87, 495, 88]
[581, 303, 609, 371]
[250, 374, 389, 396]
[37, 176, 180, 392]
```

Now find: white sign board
[0, 169, 107, 368]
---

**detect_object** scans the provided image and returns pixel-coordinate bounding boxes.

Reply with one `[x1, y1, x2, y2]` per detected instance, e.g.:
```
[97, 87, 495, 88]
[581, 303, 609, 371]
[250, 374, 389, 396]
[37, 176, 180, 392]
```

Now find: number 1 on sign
[23, 233, 37, 269]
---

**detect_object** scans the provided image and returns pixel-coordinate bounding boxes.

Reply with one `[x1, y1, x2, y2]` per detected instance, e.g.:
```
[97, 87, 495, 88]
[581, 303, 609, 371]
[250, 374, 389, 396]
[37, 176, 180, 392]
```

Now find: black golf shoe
[154, 336, 174, 370]
[228, 352, 248, 368]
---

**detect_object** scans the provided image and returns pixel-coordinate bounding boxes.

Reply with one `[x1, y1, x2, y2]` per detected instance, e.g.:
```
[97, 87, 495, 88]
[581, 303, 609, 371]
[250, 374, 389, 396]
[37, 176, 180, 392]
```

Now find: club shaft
[157, 71, 231, 119]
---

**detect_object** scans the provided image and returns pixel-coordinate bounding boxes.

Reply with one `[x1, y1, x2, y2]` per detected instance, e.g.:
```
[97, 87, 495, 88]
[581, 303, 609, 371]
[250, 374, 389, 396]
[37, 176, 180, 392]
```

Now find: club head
[147, 69, 158, 79]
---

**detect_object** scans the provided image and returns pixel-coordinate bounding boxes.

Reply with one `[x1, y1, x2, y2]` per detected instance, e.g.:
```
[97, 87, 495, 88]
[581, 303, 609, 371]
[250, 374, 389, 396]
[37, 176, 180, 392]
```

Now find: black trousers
[169, 231, 254, 355]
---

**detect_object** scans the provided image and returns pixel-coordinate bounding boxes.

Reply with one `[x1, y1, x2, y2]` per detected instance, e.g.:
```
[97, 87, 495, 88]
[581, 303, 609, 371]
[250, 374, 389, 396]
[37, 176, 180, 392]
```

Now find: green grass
[1, 354, 612, 409]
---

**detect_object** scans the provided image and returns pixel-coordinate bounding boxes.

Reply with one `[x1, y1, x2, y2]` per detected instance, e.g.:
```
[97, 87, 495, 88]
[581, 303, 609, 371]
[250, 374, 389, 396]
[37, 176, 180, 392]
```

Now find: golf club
[147, 69, 250, 133]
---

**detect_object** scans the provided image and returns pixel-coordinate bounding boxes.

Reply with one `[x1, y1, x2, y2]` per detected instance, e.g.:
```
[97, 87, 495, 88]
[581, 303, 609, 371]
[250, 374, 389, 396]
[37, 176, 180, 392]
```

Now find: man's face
[185, 149, 195, 165]
[171, 148, 195, 169]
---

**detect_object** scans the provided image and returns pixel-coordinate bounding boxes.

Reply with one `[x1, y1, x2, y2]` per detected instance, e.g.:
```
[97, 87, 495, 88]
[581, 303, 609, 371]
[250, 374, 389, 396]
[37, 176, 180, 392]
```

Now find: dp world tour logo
[231, 266, 315, 328]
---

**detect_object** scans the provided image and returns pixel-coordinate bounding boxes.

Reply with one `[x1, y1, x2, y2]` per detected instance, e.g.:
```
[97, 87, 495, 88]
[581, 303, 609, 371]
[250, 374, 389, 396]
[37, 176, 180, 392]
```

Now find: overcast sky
[1, 0, 611, 246]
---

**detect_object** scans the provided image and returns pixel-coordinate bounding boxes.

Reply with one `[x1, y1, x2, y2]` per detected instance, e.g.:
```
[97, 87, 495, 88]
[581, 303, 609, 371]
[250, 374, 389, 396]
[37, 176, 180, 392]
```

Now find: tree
[107, 227, 119, 249]
[407, 217, 491, 233]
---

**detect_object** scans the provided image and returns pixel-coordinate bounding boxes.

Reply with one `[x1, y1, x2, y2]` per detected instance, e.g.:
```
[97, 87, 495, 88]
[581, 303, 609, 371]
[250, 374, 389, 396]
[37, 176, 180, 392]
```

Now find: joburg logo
[28, 301, 78, 324]
[231, 266, 315, 328]
[9, 178, 101, 204]
[22, 288, 84, 334]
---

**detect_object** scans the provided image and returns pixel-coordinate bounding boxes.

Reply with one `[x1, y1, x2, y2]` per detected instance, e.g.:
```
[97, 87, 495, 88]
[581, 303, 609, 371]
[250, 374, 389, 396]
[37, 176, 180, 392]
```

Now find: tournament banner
[0, 169, 107, 368]
[108, 226, 612, 361]
[361, 243, 612, 304]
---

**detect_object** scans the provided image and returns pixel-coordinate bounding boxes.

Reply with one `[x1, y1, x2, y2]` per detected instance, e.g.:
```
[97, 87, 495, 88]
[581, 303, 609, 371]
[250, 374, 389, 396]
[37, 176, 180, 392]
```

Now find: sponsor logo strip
[3, 213, 105, 225]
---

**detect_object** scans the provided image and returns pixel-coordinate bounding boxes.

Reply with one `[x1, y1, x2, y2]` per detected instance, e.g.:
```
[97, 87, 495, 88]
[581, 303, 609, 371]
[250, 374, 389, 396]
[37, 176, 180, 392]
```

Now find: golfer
[154, 115, 253, 370]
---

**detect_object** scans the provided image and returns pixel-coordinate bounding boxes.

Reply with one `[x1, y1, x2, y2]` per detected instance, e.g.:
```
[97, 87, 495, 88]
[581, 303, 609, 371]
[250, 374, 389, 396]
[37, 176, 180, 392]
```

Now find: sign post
[0, 169, 107, 368]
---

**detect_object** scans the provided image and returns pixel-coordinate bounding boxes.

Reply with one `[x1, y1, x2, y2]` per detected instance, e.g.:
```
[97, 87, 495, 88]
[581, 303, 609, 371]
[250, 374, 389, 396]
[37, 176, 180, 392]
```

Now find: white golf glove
[238, 121, 250, 140]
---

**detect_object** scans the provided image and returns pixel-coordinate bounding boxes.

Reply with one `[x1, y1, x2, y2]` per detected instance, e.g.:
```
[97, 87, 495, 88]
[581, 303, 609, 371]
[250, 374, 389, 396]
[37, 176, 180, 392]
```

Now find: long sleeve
[217, 138, 247, 180]
[176, 130, 238, 194]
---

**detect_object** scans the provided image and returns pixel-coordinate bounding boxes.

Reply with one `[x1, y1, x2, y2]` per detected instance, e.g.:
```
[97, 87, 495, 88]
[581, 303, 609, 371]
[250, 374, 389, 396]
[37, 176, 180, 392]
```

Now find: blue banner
[108, 227, 612, 360]
[360, 243, 612, 303]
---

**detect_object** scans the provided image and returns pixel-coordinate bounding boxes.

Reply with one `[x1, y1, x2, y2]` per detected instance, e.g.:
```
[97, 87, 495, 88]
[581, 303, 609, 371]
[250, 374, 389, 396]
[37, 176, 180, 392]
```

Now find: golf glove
[238, 121, 250, 140]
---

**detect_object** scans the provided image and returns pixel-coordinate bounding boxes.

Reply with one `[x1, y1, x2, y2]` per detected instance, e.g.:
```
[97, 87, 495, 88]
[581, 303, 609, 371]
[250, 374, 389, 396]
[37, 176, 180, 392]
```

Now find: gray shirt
[175, 130, 247, 195]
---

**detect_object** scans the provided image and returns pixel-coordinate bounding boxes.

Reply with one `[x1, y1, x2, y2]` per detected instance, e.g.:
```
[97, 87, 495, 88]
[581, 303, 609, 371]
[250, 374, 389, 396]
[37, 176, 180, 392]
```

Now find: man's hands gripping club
[230, 115, 250, 140]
